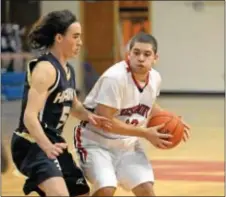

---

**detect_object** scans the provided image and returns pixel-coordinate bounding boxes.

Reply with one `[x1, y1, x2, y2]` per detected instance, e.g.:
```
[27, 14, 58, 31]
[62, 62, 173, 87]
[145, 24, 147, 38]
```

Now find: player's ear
[126, 53, 130, 60]
[55, 33, 63, 43]
[126, 50, 132, 60]
[153, 53, 159, 64]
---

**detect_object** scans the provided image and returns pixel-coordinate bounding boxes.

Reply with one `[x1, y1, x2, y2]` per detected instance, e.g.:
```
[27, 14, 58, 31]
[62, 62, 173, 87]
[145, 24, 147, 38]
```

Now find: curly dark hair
[28, 9, 77, 50]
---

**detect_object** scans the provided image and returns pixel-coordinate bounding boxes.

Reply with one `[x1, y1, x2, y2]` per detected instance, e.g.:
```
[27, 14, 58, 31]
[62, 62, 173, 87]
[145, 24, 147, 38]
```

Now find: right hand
[44, 143, 67, 159]
[143, 124, 173, 149]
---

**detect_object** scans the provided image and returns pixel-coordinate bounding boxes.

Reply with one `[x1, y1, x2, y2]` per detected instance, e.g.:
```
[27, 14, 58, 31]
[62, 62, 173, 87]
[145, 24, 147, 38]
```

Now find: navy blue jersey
[17, 52, 76, 135]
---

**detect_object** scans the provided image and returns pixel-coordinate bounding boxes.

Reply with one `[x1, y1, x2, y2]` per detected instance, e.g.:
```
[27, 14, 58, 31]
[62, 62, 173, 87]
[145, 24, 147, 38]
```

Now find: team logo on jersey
[76, 178, 85, 185]
[53, 159, 62, 171]
[53, 88, 75, 103]
[120, 104, 150, 117]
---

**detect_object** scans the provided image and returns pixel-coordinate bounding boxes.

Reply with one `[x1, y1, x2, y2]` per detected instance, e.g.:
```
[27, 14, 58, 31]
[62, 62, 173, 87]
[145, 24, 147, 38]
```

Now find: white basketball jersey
[83, 60, 161, 139]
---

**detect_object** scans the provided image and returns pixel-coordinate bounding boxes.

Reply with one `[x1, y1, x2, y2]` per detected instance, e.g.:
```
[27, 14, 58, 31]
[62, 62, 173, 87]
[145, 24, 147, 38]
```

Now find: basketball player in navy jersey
[11, 10, 112, 196]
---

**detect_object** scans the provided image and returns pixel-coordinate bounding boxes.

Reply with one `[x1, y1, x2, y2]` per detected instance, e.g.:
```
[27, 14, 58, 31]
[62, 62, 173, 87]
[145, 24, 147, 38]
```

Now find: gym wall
[151, 1, 224, 93]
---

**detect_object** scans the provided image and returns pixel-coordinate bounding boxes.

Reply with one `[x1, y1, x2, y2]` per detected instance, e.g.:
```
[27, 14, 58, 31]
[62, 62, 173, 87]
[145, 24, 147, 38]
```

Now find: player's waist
[75, 124, 138, 150]
[20, 119, 64, 132]
[15, 125, 65, 143]
[14, 130, 36, 143]
[80, 120, 134, 140]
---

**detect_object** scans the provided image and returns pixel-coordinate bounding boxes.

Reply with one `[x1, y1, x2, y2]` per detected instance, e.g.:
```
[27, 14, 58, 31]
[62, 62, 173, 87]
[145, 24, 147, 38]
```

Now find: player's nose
[77, 38, 83, 46]
[138, 54, 145, 61]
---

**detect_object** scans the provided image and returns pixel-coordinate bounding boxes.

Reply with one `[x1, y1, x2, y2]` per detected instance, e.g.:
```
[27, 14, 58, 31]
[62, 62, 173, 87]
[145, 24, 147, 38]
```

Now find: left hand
[88, 113, 112, 131]
[179, 117, 191, 142]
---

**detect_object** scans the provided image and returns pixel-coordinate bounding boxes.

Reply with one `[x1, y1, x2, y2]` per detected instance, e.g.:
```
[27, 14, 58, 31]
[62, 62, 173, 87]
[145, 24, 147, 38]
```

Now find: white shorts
[74, 125, 154, 194]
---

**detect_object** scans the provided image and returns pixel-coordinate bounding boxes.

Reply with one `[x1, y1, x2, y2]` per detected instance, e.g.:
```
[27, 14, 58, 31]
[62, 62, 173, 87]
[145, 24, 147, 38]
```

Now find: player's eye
[144, 53, 151, 57]
[73, 34, 80, 39]
[133, 51, 140, 56]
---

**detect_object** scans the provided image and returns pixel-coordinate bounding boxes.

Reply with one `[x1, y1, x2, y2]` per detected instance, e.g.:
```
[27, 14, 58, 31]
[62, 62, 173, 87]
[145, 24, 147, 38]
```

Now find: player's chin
[136, 69, 148, 75]
[71, 51, 79, 57]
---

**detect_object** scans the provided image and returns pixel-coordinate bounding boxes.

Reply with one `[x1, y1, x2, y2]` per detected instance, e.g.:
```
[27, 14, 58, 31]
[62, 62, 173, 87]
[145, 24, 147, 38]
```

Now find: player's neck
[49, 48, 67, 68]
[133, 72, 148, 82]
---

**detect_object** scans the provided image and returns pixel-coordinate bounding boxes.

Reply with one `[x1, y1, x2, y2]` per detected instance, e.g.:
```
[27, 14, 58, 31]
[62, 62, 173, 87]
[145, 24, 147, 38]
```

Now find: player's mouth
[137, 64, 145, 68]
[74, 48, 80, 53]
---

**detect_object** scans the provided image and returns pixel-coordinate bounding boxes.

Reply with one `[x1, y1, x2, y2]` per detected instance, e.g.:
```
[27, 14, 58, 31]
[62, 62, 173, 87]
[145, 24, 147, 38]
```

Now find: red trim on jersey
[74, 126, 87, 163]
[125, 59, 150, 92]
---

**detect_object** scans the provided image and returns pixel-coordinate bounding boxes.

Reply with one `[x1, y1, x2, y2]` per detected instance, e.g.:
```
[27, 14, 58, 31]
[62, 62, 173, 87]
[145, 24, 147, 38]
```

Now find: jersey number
[56, 106, 71, 129]
[125, 119, 139, 126]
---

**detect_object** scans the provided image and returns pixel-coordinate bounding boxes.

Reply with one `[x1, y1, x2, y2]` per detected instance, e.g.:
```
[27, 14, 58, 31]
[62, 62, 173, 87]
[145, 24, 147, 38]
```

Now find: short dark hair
[129, 32, 158, 54]
[28, 9, 77, 50]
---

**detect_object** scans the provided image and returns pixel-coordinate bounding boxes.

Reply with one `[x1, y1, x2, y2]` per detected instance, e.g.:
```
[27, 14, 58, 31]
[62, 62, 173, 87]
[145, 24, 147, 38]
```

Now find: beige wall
[150, 1, 224, 93]
[40, 1, 84, 91]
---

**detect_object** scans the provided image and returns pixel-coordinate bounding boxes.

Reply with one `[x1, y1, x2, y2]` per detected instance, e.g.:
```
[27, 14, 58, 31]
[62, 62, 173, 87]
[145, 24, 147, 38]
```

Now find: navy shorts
[11, 132, 90, 196]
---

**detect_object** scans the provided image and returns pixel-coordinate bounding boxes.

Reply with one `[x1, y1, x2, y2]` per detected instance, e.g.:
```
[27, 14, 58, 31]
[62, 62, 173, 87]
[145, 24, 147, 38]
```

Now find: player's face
[128, 42, 158, 75]
[58, 22, 83, 58]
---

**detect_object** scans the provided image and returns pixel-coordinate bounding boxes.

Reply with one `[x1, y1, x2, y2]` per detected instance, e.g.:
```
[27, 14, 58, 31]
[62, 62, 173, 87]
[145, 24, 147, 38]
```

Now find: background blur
[1, 1, 225, 196]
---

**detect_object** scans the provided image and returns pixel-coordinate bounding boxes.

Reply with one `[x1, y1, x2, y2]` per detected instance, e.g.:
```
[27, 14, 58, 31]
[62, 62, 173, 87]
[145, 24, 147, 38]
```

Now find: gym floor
[1, 95, 224, 196]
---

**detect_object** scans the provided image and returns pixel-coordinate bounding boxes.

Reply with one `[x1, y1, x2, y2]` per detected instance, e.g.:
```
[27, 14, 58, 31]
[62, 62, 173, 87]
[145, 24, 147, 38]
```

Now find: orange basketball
[147, 111, 184, 149]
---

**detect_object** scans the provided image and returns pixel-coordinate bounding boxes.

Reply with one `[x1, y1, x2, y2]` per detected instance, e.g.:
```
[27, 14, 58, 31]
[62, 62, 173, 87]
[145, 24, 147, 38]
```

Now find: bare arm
[95, 104, 146, 138]
[23, 61, 56, 152]
[95, 103, 174, 148]
[71, 96, 112, 130]
[70, 96, 91, 121]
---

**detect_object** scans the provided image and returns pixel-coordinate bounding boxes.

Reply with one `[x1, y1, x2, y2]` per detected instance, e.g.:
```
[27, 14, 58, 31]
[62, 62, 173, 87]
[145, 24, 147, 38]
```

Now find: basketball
[147, 111, 184, 149]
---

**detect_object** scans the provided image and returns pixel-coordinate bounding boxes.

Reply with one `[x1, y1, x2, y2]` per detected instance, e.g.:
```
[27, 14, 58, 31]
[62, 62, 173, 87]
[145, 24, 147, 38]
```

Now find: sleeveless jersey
[81, 60, 162, 139]
[16, 52, 76, 135]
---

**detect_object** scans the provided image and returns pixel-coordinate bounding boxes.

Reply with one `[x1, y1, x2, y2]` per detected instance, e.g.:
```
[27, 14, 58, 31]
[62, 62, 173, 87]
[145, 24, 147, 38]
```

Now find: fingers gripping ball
[147, 111, 184, 149]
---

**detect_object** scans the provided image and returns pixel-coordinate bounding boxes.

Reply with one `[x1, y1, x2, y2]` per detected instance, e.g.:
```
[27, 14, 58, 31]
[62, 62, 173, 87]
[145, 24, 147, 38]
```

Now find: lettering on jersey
[120, 104, 150, 118]
[53, 88, 75, 103]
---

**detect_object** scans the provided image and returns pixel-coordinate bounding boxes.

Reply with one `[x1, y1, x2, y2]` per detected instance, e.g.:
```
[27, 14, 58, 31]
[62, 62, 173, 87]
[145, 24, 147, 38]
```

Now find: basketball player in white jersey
[74, 32, 190, 196]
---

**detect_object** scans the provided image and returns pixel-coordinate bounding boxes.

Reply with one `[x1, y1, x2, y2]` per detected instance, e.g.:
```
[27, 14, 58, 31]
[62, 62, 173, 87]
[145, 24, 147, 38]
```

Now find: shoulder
[30, 61, 57, 90]
[33, 61, 56, 77]
[102, 61, 128, 82]
[150, 68, 161, 83]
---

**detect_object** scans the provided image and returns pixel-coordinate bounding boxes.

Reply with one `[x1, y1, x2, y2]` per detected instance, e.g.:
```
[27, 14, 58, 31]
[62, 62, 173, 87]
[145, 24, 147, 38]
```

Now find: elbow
[96, 111, 113, 120]
[23, 111, 30, 128]
[23, 110, 35, 129]
[95, 108, 115, 119]
[95, 104, 117, 124]
[70, 110, 77, 118]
